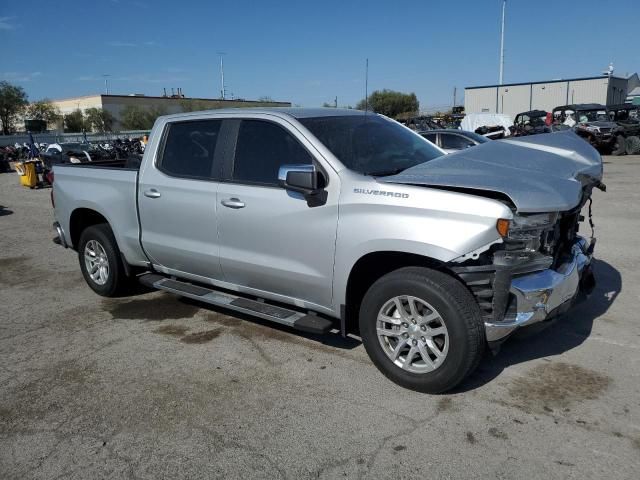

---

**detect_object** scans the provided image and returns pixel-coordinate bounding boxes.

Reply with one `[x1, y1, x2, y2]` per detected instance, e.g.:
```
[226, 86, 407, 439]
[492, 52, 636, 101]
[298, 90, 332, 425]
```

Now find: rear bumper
[485, 237, 593, 343]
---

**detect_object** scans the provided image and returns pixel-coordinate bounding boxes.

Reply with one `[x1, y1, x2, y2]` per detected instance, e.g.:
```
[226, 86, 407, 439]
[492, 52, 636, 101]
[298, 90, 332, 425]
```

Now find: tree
[120, 105, 166, 130]
[64, 109, 86, 133]
[179, 100, 207, 113]
[120, 106, 148, 130]
[25, 99, 61, 126]
[85, 107, 115, 132]
[356, 89, 419, 118]
[0, 81, 28, 134]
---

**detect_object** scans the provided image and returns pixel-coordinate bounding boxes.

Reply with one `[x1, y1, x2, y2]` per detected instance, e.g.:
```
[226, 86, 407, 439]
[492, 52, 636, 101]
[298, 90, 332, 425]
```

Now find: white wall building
[465, 74, 639, 118]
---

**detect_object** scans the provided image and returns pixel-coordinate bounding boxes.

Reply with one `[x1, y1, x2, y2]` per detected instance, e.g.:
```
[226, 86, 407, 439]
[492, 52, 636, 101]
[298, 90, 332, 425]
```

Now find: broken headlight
[507, 212, 558, 249]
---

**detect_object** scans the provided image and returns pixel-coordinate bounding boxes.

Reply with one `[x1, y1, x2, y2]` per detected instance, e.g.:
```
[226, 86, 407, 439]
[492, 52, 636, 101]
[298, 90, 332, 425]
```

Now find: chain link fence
[0, 130, 151, 147]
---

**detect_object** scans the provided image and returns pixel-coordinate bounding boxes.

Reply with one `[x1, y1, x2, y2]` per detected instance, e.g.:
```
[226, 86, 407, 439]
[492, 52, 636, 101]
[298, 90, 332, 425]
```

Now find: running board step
[138, 273, 333, 334]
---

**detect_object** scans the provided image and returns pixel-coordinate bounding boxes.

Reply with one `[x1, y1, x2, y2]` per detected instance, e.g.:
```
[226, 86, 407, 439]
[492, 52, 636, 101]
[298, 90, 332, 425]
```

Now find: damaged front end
[450, 188, 600, 350]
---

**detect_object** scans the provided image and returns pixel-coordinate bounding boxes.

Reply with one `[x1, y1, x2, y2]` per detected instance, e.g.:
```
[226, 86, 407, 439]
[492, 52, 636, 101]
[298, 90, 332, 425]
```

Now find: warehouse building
[50, 93, 291, 130]
[465, 73, 640, 118]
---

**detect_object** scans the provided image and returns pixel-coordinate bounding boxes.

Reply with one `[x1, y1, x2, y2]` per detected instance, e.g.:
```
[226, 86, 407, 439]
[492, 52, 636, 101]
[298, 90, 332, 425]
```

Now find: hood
[380, 130, 602, 213]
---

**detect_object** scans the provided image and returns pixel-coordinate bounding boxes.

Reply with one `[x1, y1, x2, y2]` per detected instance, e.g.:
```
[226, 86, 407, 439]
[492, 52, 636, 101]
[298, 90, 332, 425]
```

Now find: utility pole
[334, 96, 338, 108]
[217, 52, 226, 100]
[102, 74, 111, 95]
[365, 58, 369, 111]
[499, 0, 506, 85]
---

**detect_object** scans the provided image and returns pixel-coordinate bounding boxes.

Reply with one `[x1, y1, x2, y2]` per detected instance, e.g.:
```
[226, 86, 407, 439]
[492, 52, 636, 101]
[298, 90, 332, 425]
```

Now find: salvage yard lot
[1, 157, 639, 479]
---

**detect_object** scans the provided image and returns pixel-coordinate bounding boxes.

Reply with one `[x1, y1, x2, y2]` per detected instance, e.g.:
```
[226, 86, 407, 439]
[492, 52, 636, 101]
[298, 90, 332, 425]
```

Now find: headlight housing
[507, 212, 558, 241]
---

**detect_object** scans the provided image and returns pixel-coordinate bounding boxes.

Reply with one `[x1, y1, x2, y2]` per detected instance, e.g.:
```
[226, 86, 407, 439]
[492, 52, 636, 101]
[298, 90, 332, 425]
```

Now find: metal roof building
[464, 74, 640, 118]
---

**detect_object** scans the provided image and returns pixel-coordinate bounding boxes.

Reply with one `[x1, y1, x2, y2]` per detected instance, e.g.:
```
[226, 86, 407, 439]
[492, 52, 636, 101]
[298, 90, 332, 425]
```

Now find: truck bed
[52, 161, 147, 266]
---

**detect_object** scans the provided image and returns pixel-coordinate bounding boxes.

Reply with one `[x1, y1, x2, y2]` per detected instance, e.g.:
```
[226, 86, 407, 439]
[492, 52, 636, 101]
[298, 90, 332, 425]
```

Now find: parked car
[607, 103, 640, 155]
[51, 108, 602, 393]
[552, 104, 617, 153]
[420, 129, 489, 153]
[510, 110, 551, 136]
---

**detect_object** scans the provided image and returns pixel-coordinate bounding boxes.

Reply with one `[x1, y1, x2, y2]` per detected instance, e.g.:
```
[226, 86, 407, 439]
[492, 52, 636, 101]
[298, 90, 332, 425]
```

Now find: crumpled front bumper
[485, 237, 593, 343]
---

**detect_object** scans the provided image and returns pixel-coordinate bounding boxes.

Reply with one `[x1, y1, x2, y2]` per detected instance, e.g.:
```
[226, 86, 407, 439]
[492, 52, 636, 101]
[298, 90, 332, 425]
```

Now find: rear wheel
[625, 136, 640, 155]
[359, 267, 484, 393]
[612, 135, 626, 156]
[78, 224, 132, 297]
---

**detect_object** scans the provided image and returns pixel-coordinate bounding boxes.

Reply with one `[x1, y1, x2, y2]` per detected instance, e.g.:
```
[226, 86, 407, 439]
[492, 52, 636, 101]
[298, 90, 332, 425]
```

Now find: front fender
[331, 178, 511, 310]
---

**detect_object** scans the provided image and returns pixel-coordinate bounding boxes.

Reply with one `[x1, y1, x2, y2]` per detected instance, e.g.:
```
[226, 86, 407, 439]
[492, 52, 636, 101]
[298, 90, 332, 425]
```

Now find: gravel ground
[1, 156, 639, 479]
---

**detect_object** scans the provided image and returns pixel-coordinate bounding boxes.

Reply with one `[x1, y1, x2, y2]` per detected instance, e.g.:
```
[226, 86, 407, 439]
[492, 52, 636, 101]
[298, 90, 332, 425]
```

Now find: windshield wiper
[363, 167, 408, 177]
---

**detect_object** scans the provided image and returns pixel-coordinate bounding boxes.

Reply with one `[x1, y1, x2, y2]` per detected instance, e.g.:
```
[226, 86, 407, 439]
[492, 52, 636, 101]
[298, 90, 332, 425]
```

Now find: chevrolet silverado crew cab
[51, 108, 603, 393]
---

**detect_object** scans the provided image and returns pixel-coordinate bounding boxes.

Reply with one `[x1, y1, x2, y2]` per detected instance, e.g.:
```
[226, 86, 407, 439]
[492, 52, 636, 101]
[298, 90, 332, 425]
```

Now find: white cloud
[116, 73, 189, 83]
[75, 73, 189, 84]
[107, 41, 137, 47]
[1, 71, 42, 81]
[106, 40, 159, 48]
[0, 16, 17, 30]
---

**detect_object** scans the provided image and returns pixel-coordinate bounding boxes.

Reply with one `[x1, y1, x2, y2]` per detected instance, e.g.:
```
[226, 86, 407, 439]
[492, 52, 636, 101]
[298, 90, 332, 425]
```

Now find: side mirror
[278, 164, 320, 195]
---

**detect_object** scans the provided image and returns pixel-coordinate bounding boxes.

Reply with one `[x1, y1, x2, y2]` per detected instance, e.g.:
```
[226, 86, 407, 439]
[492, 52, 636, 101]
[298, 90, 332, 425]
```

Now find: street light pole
[499, 0, 506, 85]
[102, 74, 111, 95]
[217, 52, 226, 100]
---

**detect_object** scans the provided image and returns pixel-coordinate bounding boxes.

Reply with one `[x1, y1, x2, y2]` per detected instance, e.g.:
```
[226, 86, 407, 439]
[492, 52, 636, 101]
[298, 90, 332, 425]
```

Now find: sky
[1, 0, 639, 111]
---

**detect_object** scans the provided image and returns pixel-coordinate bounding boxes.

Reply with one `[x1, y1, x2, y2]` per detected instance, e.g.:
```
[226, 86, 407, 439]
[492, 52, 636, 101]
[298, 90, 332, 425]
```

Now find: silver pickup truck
[52, 108, 603, 393]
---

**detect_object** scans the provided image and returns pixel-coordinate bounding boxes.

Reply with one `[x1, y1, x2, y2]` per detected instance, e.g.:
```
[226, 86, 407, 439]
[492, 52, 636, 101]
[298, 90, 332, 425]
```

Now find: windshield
[299, 114, 443, 176]
[578, 110, 609, 122]
[613, 109, 640, 122]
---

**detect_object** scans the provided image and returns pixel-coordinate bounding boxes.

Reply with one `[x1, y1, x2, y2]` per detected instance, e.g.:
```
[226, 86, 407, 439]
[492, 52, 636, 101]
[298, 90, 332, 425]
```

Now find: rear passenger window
[233, 120, 312, 186]
[160, 120, 222, 179]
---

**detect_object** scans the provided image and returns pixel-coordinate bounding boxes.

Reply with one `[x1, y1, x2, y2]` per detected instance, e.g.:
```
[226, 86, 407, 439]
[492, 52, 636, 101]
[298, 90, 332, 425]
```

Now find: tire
[612, 135, 627, 156]
[359, 267, 484, 393]
[625, 136, 640, 155]
[78, 224, 131, 297]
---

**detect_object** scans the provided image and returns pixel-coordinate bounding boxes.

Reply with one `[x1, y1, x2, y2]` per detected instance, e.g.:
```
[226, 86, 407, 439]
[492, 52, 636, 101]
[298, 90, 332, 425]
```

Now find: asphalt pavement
[0, 156, 639, 479]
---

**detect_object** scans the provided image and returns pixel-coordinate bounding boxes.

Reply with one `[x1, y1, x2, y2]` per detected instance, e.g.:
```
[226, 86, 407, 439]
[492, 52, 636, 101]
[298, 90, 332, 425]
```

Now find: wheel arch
[69, 208, 111, 250]
[342, 251, 460, 336]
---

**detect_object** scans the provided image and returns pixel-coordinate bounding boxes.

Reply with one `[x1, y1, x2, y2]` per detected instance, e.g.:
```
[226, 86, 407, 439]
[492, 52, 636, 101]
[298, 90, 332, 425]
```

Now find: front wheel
[359, 267, 484, 393]
[78, 224, 132, 297]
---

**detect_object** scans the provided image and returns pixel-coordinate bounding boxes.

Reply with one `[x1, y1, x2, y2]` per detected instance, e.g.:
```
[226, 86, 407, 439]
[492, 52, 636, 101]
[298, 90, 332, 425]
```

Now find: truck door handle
[144, 189, 161, 199]
[221, 198, 245, 209]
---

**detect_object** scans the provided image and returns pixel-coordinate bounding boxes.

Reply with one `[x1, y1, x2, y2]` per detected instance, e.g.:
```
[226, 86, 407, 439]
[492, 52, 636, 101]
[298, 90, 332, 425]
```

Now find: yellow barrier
[15, 161, 39, 188]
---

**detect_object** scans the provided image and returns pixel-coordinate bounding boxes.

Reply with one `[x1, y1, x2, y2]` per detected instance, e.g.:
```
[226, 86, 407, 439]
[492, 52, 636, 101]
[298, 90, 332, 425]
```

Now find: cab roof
[160, 107, 368, 122]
